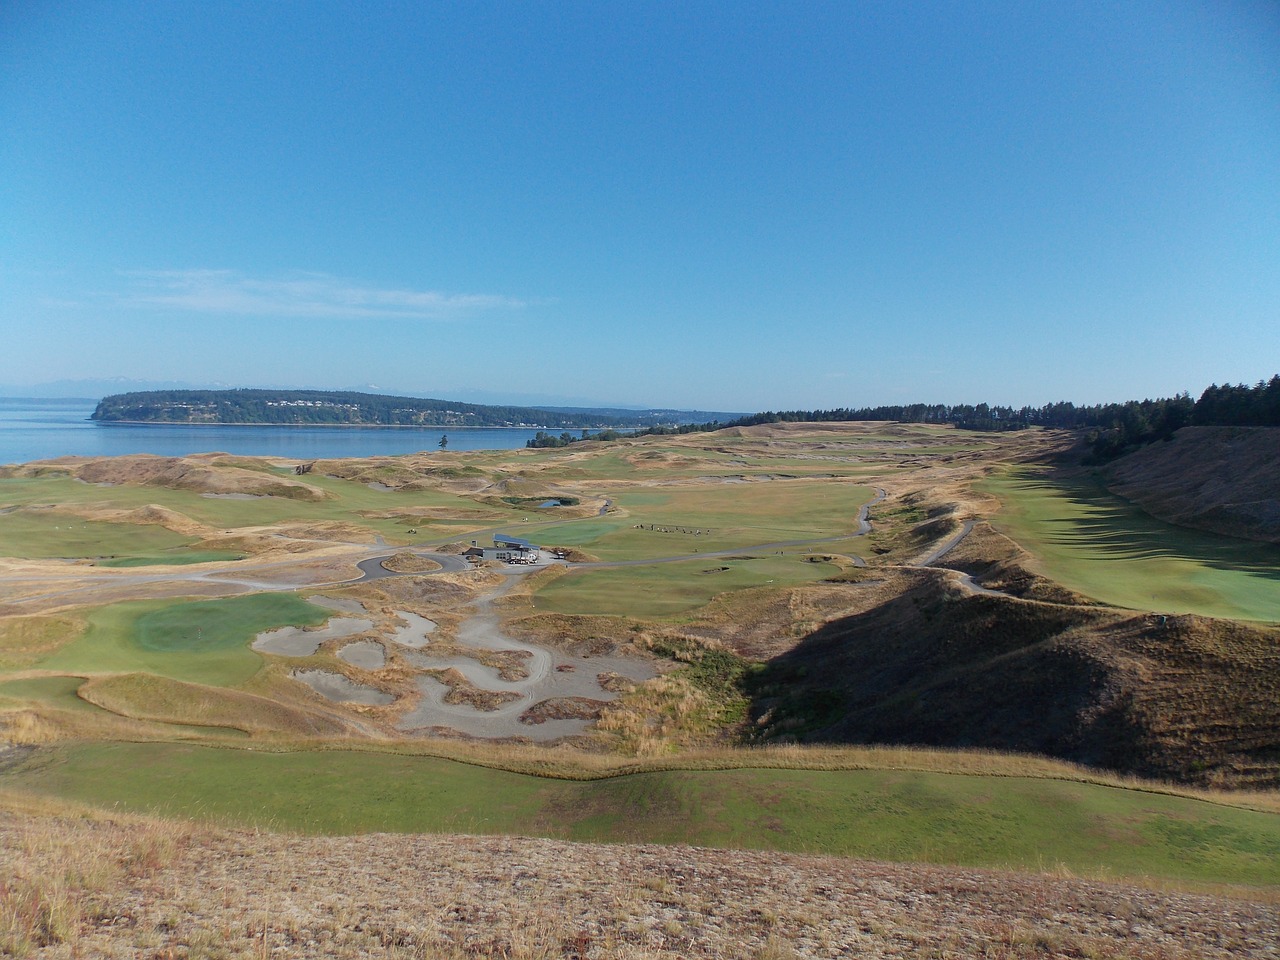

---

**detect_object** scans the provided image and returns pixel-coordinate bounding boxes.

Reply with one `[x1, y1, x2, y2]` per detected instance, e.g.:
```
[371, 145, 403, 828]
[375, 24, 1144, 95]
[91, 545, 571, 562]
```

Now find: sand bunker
[293, 669, 393, 705]
[389, 611, 437, 648]
[397, 581, 656, 741]
[256, 591, 653, 740]
[252, 616, 374, 657]
[337, 641, 386, 670]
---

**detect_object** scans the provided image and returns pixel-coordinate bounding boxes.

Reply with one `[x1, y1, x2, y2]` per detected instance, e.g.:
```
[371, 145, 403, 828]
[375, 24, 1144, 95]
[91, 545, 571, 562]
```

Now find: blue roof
[493, 534, 535, 549]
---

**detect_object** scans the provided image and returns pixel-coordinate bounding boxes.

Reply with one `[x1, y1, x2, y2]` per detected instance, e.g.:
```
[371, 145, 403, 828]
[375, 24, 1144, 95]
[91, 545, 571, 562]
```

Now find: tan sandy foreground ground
[3, 812, 1276, 959]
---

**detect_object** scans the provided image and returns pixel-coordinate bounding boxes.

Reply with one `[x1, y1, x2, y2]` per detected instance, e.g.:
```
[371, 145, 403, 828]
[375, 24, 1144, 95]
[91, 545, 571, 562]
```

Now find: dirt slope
[1105, 426, 1280, 543]
[4, 813, 1275, 959]
[748, 571, 1280, 787]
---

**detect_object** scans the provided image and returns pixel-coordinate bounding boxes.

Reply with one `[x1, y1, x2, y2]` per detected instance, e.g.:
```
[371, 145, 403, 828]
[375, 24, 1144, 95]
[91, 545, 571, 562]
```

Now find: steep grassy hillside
[748, 570, 1280, 788]
[1105, 426, 1280, 543]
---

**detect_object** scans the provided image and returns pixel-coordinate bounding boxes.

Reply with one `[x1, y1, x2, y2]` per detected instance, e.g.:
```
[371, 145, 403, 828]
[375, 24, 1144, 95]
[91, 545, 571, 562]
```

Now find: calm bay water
[0, 398, 544, 464]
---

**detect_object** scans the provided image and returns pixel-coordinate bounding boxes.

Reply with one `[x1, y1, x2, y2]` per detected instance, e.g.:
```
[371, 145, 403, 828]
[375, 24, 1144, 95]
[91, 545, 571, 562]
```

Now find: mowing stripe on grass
[982, 468, 1280, 622]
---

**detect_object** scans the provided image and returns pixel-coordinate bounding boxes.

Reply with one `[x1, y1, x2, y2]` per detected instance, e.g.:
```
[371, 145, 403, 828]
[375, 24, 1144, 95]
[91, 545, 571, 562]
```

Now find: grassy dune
[982, 468, 1280, 622]
[0, 471, 524, 546]
[4, 742, 1279, 888]
[75, 674, 345, 737]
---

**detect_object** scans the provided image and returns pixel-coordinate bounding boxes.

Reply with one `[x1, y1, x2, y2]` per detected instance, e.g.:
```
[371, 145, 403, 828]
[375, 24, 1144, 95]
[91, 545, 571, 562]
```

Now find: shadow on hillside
[744, 576, 1153, 775]
[1012, 469, 1280, 581]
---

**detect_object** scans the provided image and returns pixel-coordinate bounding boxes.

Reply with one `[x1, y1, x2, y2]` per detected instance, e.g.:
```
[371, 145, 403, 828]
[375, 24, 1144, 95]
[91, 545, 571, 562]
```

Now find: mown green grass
[982, 468, 1280, 622]
[5, 742, 1279, 887]
[536, 554, 839, 618]
[534, 482, 875, 561]
[0, 512, 195, 560]
[95, 550, 244, 568]
[36, 594, 334, 686]
[0, 676, 97, 713]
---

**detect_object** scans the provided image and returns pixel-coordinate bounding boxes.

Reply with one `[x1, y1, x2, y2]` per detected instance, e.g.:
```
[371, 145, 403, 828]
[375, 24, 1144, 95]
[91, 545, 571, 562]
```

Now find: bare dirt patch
[431, 666, 523, 710]
[4, 812, 1273, 959]
[520, 696, 609, 724]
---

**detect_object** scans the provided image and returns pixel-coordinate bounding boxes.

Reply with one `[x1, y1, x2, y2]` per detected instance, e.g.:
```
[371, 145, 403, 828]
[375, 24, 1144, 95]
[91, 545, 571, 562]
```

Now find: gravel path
[911, 519, 1008, 598]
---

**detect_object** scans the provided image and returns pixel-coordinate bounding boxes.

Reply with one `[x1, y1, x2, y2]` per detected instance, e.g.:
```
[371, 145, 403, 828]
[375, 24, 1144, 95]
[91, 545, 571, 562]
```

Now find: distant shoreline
[92, 420, 558, 430]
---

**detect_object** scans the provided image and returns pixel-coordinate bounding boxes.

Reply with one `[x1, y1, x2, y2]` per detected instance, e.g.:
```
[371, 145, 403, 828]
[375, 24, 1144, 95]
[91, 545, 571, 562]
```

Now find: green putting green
[36, 594, 335, 686]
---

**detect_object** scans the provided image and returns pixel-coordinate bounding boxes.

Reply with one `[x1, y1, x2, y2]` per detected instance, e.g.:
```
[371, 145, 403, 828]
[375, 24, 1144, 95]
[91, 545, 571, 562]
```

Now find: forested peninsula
[90, 389, 725, 430]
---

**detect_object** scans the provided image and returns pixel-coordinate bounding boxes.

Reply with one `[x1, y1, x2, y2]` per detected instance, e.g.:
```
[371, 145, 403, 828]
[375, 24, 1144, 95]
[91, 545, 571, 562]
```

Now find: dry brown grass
[0, 710, 63, 746]
[925, 518, 1101, 604]
[8, 454, 331, 502]
[506, 610, 643, 655]
[1, 803, 1271, 959]
[378, 553, 442, 574]
[0, 804, 191, 957]
[0, 617, 83, 671]
[45, 503, 214, 538]
[76, 673, 351, 738]
[681, 582, 888, 660]
[1105, 426, 1280, 544]
[0, 695, 212, 747]
[430, 667, 522, 711]
[593, 673, 728, 756]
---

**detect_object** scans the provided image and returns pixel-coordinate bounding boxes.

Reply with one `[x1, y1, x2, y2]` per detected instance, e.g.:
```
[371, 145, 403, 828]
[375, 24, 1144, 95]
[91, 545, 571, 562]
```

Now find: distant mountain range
[90, 389, 743, 430]
[0, 377, 226, 400]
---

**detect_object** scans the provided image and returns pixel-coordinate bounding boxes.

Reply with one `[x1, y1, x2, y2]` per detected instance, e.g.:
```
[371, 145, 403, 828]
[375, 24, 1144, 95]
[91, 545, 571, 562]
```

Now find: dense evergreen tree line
[716, 377, 1279, 460]
[527, 428, 626, 447]
[595, 377, 1280, 461]
[1193, 377, 1280, 427]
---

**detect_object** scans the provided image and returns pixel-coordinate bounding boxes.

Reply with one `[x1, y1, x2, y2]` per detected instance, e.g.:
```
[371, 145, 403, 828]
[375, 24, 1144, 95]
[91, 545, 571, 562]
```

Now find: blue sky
[2, 1, 1277, 411]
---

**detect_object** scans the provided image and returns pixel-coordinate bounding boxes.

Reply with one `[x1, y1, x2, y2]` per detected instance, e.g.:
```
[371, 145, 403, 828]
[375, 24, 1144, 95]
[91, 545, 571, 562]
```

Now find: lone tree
[438, 434, 448, 449]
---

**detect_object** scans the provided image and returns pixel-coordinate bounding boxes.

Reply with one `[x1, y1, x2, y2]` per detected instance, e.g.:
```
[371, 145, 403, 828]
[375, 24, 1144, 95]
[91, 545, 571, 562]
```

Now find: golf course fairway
[4, 742, 1278, 889]
[982, 468, 1280, 622]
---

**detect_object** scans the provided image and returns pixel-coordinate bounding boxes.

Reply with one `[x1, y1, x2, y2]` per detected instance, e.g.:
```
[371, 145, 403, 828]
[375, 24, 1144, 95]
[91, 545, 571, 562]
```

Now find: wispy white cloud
[118, 269, 526, 319]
